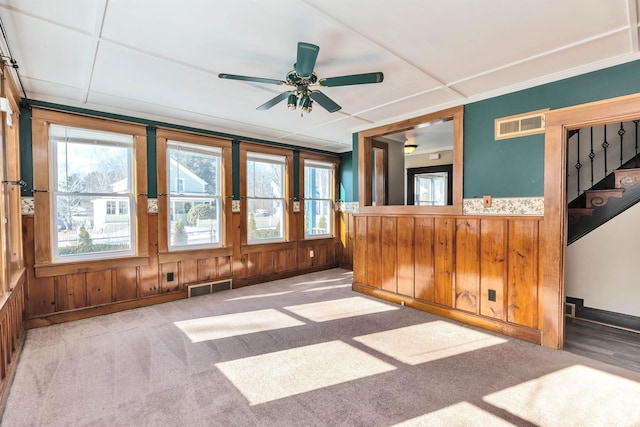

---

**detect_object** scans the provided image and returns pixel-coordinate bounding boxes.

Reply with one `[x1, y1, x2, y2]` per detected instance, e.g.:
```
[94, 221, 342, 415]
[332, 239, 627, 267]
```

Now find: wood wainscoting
[23, 213, 339, 327]
[0, 273, 25, 415]
[352, 214, 543, 344]
[338, 211, 355, 269]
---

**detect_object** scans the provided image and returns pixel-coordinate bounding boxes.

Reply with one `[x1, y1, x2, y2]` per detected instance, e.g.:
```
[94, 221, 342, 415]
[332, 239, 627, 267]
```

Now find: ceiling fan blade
[319, 72, 384, 87]
[218, 73, 285, 85]
[309, 91, 341, 113]
[296, 42, 320, 78]
[257, 92, 290, 110]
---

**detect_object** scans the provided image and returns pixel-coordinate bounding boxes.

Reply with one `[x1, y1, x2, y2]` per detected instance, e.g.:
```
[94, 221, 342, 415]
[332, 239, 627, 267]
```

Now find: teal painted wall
[339, 151, 353, 202]
[464, 59, 640, 198]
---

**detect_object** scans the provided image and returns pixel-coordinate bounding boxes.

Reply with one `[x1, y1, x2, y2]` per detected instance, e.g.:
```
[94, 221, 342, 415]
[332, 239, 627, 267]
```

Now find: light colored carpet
[3, 268, 640, 426]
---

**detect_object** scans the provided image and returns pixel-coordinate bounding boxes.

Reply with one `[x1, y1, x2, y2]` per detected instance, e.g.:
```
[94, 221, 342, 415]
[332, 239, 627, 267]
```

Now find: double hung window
[166, 140, 222, 250]
[51, 124, 135, 261]
[303, 160, 334, 238]
[246, 151, 286, 243]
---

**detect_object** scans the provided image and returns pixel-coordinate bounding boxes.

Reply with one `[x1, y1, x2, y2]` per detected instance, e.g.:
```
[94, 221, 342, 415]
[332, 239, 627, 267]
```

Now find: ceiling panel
[452, 31, 631, 97]
[0, 0, 100, 33]
[356, 87, 462, 124]
[0, 9, 94, 88]
[21, 78, 85, 104]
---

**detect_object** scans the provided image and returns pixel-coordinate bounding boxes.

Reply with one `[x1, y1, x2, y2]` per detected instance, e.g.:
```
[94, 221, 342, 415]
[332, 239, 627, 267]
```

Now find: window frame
[31, 109, 148, 272]
[240, 143, 293, 248]
[300, 153, 338, 240]
[156, 129, 232, 260]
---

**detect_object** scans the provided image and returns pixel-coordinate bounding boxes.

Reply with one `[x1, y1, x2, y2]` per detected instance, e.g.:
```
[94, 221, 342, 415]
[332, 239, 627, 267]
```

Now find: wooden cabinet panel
[507, 220, 539, 328]
[455, 219, 479, 314]
[353, 216, 367, 284]
[434, 218, 454, 307]
[380, 217, 397, 293]
[86, 270, 112, 306]
[414, 217, 435, 302]
[114, 267, 138, 301]
[160, 262, 179, 293]
[480, 219, 507, 321]
[397, 217, 415, 298]
[366, 217, 382, 289]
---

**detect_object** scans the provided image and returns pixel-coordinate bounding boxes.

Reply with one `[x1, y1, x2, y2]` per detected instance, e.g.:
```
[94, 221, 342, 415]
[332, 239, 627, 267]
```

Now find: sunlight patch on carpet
[284, 296, 398, 322]
[174, 309, 304, 343]
[302, 284, 351, 292]
[483, 364, 640, 426]
[393, 402, 516, 426]
[215, 340, 396, 405]
[354, 321, 507, 365]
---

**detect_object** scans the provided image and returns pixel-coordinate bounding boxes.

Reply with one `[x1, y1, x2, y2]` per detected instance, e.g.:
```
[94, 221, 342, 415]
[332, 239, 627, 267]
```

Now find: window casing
[166, 140, 222, 251]
[156, 130, 231, 256]
[303, 159, 335, 238]
[31, 109, 148, 270]
[246, 151, 286, 244]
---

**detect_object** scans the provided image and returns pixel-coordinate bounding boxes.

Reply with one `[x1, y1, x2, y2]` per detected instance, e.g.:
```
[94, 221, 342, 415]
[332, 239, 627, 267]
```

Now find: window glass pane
[304, 161, 333, 238]
[55, 195, 132, 256]
[247, 157, 284, 198]
[304, 200, 331, 236]
[304, 164, 331, 199]
[247, 199, 284, 241]
[51, 124, 135, 260]
[167, 142, 222, 250]
[169, 198, 220, 247]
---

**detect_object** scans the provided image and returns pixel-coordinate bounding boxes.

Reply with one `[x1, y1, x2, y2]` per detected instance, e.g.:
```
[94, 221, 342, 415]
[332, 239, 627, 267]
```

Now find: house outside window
[167, 140, 222, 250]
[303, 159, 334, 238]
[51, 124, 135, 261]
[246, 151, 286, 243]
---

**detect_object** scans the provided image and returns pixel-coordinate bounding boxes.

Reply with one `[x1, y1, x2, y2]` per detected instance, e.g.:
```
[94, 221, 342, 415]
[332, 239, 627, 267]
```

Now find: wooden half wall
[23, 212, 339, 327]
[352, 214, 543, 344]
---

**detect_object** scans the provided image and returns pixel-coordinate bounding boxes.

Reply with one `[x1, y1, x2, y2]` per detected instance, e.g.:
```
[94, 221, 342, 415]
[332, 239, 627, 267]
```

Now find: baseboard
[575, 306, 640, 331]
[26, 291, 188, 329]
[232, 263, 340, 288]
[352, 282, 542, 345]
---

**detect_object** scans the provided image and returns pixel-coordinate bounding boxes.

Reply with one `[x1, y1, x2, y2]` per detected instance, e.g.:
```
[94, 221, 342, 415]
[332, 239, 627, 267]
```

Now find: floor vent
[565, 302, 576, 318]
[187, 279, 232, 298]
[495, 109, 547, 140]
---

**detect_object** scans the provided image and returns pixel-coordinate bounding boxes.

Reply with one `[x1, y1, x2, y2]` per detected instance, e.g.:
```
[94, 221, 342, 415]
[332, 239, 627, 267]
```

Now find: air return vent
[187, 279, 232, 297]
[565, 302, 576, 318]
[495, 109, 548, 140]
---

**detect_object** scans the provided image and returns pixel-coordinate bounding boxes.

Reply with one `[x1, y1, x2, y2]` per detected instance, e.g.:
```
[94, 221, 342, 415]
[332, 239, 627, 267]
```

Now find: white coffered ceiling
[0, 0, 639, 152]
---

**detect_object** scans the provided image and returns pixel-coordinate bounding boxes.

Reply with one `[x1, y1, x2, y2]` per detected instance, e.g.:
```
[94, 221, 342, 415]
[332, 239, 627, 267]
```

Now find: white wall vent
[187, 279, 232, 297]
[565, 302, 576, 318]
[495, 109, 548, 140]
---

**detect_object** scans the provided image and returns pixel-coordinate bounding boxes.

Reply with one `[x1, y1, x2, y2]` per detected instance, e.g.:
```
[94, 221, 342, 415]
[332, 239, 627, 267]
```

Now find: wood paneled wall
[23, 212, 339, 326]
[338, 211, 355, 269]
[353, 214, 543, 343]
[0, 275, 25, 413]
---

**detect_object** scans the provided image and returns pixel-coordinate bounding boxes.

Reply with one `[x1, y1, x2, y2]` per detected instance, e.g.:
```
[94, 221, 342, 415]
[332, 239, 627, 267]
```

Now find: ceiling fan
[218, 42, 383, 114]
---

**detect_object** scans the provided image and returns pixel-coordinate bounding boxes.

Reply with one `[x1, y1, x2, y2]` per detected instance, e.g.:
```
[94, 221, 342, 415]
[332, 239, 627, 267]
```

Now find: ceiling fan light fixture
[300, 94, 311, 111]
[404, 140, 418, 154]
[287, 93, 298, 110]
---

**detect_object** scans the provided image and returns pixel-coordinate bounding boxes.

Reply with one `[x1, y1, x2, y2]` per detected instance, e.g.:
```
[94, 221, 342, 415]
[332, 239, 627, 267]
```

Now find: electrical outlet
[167, 272, 174, 282]
[309, 250, 314, 258]
[483, 194, 492, 208]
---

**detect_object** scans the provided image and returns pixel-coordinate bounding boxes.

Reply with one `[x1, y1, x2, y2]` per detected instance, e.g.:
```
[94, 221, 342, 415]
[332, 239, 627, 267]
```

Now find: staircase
[568, 167, 640, 244]
[567, 121, 640, 245]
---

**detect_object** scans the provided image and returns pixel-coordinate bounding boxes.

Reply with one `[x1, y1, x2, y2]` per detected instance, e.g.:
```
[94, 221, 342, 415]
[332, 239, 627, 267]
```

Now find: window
[50, 123, 136, 261]
[246, 151, 286, 243]
[31, 109, 148, 269]
[166, 140, 222, 250]
[303, 159, 334, 237]
[118, 201, 128, 215]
